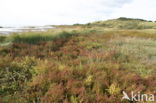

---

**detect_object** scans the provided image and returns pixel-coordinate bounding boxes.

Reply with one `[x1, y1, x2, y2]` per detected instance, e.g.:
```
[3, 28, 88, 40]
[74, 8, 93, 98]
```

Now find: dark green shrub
[0, 36, 7, 43]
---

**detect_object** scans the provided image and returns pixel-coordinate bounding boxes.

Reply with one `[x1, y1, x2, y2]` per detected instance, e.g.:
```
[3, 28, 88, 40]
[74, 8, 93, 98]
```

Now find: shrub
[0, 56, 37, 96]
[0, 36, 7, 43]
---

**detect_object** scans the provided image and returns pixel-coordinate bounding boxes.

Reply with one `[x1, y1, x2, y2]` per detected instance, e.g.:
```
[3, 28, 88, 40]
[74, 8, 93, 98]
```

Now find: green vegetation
[90, 17, 156, 29]
[0, 18, 156, 103]
[8, 31, 75, 44]
[28, 26, 36, 28]
[0, 36, 7, 43]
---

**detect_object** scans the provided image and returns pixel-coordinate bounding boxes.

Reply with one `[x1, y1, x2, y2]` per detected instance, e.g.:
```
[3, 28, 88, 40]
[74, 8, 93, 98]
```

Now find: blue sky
[0, 0, 155, 26]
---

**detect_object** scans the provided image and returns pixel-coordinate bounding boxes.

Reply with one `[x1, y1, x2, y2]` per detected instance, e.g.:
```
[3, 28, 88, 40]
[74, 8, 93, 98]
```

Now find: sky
[0, 0, 156, 26]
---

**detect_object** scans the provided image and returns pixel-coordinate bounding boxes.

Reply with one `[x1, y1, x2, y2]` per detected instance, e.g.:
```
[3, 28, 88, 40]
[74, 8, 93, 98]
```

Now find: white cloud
[111, 0, 156, 21]
[1, 0, 155, 26]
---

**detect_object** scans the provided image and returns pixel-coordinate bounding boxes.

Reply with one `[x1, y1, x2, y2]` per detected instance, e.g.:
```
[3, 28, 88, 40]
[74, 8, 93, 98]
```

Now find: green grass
[6, 31, 74, 44]
[108, 37, 156, 76]
[0, 27, 100, 45]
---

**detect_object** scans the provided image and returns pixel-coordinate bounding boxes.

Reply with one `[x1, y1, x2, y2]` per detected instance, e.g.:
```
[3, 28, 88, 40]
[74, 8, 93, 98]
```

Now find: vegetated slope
[88, 17, 156, 29]
[0, 18, 156, 103]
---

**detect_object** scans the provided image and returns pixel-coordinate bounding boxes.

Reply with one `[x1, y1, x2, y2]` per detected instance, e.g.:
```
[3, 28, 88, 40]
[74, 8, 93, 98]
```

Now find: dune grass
[108, 37, 156, 76]
[89, 17, 156, 29]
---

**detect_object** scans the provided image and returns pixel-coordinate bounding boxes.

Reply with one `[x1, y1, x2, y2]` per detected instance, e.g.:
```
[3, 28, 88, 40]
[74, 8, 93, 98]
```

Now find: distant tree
[86, 23, 91, 26]
[73, 23, 82, 26]
[118, 17, 147, 21]
[148, 20, 152, 22]
[118, 17, 131, 20]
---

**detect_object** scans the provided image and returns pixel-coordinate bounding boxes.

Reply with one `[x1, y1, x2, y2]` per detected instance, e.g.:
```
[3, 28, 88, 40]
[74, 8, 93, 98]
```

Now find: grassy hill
[0, 18, 156, 103]
[84, 17, 156, 29]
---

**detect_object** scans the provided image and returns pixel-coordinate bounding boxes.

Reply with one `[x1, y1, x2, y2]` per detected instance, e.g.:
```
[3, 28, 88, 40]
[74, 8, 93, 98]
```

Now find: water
[0, 26, 54, 35]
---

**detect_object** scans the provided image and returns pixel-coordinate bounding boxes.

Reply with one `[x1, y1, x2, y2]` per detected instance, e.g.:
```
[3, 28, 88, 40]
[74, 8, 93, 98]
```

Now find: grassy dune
[0, 18, 156, 103]
[91, 17, 156, 29]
